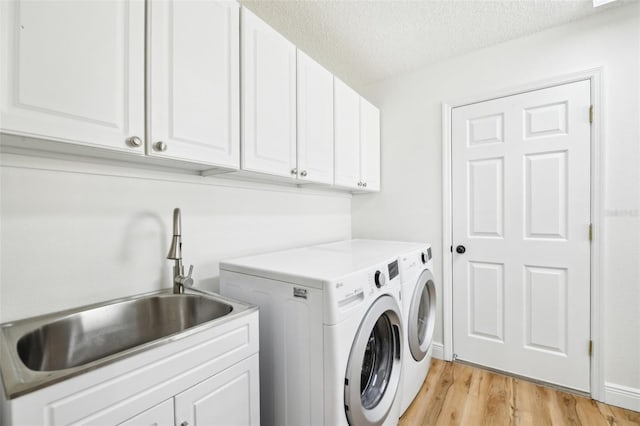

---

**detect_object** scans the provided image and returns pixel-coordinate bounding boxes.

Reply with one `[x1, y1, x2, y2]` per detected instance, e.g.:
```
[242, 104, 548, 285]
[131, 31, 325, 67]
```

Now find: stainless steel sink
[0, 288, 255, 399]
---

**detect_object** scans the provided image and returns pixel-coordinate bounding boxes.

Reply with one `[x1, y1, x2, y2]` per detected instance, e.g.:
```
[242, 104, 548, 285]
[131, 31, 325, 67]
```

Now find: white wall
[0, 152, 351, 322]
[353, 3, 640, 408]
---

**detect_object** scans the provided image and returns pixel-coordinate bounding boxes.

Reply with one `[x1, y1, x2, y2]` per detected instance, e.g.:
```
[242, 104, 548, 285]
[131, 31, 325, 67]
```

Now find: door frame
[441, 68, 604, 400]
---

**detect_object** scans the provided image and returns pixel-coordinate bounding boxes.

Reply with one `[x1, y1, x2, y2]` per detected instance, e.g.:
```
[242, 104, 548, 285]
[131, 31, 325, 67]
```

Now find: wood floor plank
[458, 366, 494, 425]
[419, 361, 454, 426]
[481, 370, 514, 425]
[513, 378, 554, 426]
[398, 358, 448, 426]
[434, 362, 475, 425]
[399, 359, 640, 426]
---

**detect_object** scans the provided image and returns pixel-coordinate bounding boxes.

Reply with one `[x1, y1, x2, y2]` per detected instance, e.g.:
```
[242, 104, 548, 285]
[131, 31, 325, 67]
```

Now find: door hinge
[589, 105, 594, 124]
[589, 340, 593, 356]
[589, 223, 593, 241]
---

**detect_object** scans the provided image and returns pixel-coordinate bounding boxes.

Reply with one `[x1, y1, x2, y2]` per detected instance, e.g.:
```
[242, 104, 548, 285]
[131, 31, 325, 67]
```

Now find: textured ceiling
[240, 0, 628, 87]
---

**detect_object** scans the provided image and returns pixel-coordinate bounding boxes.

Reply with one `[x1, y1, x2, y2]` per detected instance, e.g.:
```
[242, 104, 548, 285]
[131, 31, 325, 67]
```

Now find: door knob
[154, 141, 168, 152]
[126, 136, 142, 148]
[456, 245, 466, 254]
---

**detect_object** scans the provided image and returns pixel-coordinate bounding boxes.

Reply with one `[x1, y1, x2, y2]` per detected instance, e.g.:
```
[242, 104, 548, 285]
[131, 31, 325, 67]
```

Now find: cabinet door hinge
[589, 105, 594, 124]
[589, 223, 593, 241]
[589, 340, 593, 356]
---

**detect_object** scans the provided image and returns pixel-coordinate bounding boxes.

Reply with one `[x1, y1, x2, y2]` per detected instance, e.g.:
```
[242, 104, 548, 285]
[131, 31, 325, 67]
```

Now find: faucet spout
[167, 208, 182, 260]
[166, 208, 194, 294]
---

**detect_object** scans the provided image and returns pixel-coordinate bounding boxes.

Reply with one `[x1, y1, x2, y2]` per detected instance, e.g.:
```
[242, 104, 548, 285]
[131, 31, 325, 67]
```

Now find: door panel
[0, 0, 145, 152]
[468, 157, 504, 237]
[334, 78, 361, 189]
[148, 0, 239, 167]
[360, 98, 381, 191]
[241, 8, 296, 177]
[118, 399, 173, 426]
[452, 80, 591, 391]
[297, 50, 334, 184]
[174, 354, 260, 426]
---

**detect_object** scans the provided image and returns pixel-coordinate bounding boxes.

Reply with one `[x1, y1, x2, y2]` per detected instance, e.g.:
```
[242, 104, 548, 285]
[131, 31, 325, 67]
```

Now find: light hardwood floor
[399, 359, 640, 426]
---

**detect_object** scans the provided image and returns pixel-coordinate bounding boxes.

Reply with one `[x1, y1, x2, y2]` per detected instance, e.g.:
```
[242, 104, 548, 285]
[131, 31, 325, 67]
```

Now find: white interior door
[452, 80, 591, 391]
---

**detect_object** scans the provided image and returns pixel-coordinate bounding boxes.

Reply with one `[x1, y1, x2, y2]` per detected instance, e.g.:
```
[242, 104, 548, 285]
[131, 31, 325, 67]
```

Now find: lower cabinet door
[118, 398, 174, 426]
[175, 354, 260, 426]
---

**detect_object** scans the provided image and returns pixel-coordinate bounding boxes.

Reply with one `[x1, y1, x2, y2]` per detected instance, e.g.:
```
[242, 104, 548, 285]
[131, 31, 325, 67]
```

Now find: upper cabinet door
[148, 0, 239, 168]
[296, 50, 334, 185]
[360, 98, 381, 192]
[241, 8, 296, 177]
[334, 78, 361, 189]
[0, 0, 145, 153]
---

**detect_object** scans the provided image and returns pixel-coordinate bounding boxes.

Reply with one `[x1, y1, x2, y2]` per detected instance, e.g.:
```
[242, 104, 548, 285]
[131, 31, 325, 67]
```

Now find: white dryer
[220, 246, 404, 426]
[316, 240, 436, 414]
[397, 245, 435, 414]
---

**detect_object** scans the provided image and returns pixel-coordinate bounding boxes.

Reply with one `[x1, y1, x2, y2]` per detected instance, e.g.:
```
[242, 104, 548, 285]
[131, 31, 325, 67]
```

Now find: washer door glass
[409, 269, 436, 362]
[361, 314, 394, 409]
[344, 295, 402, 426]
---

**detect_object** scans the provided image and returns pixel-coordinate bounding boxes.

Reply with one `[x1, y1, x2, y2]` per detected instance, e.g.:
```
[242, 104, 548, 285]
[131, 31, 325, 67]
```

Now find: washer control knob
[374, 270, 386, 288]
[421, 252, 429, 264]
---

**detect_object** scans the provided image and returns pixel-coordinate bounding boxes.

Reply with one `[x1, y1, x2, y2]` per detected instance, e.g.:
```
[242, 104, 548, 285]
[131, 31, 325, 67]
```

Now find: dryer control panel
[324, 260, 401, 325]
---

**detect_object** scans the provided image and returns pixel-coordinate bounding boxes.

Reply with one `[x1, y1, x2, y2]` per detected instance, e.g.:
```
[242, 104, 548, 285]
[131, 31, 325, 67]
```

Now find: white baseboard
[431, 342, 444, 360]
[604, 382, 640, 412]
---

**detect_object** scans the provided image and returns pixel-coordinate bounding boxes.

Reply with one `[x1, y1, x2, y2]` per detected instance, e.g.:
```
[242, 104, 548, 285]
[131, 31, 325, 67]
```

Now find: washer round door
[344, 295, 402, 426]
[408, 269, 436, 362]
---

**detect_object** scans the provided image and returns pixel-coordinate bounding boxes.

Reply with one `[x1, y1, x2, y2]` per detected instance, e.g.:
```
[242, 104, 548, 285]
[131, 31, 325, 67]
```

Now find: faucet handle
[175, 264, 195, 289]
[184, 265, 195, 288]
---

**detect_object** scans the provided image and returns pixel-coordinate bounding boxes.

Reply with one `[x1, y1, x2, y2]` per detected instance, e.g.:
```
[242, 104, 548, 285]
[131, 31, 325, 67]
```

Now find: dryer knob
[374, 270, 386, 288]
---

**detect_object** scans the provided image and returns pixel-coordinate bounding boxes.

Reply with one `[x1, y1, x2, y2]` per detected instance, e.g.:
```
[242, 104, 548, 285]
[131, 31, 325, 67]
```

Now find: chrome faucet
[167, 208, 194, 294]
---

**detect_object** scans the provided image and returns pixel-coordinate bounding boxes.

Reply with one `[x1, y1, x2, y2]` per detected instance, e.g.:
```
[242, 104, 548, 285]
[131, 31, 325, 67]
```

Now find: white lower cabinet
[117, 355, 260, 426]
[1, 310, 259, 426]
[119, 398, 174, 426]
[175, 355, 260, 426]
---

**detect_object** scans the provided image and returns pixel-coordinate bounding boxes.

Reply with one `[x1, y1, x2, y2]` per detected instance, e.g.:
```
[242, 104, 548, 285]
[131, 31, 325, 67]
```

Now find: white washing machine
[316, 240, 436, 414]
[220, 246, 404, 426]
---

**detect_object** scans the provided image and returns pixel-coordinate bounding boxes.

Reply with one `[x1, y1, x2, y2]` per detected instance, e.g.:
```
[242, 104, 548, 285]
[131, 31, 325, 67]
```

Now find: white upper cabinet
[334, 78, 361, 189]
[296, 50, 334, 185]
[148, 0, 239, 168]
[334, 78, 380, 192]
[241, 7, 297, 178]
[360, 98, 381, 192]
[0, 0, 145, 153]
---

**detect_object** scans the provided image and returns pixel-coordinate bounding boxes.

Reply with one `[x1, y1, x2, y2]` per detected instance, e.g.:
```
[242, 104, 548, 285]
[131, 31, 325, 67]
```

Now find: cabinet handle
[154, 141, 168, 152]
[291, 168, 298, 175]
[363, 182, 367, 188]
[300, 170, 308, 177]
[180, 422, 189, 426]
[357, 182, 362, 187]
[126, 136, 142, 148]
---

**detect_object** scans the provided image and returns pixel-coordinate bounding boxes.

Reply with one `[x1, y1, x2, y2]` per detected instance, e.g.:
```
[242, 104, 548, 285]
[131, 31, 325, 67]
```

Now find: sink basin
[0, 289, 255, 399]
[17, 294, 233, 372]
